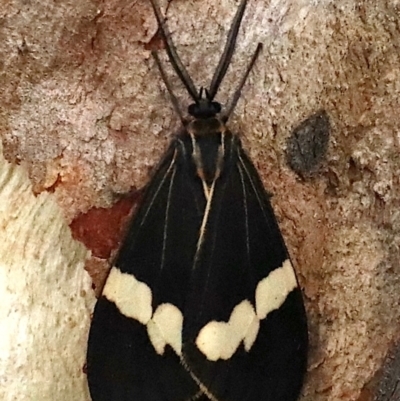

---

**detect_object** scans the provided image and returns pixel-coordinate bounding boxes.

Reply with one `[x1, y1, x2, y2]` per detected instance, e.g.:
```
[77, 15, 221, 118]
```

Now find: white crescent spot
[103, 267, 152, 325]
[195, 300, 259, 361]
[255, 259, 298, 320]
[147, 303, 183, 356]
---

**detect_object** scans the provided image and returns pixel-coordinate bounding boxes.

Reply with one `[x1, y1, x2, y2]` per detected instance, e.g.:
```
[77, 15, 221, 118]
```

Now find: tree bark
[1, 0, 400, 400]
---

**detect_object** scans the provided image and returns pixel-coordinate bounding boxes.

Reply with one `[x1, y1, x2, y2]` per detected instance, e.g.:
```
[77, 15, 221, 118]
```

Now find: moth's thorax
[183, 117, 230, 187]
[187, 116, 225, 137]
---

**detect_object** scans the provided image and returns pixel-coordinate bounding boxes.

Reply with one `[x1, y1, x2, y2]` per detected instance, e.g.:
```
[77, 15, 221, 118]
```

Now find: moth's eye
[188, 103, 197, 116]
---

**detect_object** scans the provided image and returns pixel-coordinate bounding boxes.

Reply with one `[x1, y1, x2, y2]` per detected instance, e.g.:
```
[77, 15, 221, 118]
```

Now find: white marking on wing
[147, 303, 183, 356]
[103, 267, 183, 356]
[195, 300, 259, 361]
[103, 267, 152, 325]
[103, 262, 298, 361]
[256, 259, 298, 319]
[195, 260, 298, 361]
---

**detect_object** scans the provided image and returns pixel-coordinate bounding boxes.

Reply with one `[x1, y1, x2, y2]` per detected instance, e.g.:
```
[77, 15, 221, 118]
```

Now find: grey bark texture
[1, 0, 400, 400]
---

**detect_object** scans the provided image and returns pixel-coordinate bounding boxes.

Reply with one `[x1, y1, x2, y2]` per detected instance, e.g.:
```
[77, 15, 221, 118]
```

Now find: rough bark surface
[1, 0, 400, 400]
[0, 143, 94, 401]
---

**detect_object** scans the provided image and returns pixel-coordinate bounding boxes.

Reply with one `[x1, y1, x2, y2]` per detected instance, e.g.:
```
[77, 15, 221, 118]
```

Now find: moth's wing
[87, 140, 205, 401]
[182, 138, 308, 401]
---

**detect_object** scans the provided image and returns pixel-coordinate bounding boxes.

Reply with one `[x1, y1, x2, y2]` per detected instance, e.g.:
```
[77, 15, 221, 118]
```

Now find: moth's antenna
[149, 0, 199, 101]
[152, 51, 186, 125]
[223, 42, 262, 122]
[208, 0, 248, 101]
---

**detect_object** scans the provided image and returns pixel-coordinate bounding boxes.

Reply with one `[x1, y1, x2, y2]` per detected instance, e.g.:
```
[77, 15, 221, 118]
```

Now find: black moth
[86, 1, 308, 401]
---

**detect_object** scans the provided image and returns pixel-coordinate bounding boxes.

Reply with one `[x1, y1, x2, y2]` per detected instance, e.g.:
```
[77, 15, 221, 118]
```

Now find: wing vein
[238, 153, 273, 232]
[160, 163, 177, 272]
[140, 150, 177, 229]
[194, 180, 216, 267]
[237, 161, 251, 264]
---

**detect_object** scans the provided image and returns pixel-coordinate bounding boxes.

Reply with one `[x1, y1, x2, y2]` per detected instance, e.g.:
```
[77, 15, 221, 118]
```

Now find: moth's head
[188, 87, 221, 119]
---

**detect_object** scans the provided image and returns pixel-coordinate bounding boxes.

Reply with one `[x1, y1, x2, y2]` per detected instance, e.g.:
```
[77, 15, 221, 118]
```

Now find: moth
[86, 1, 308, 401]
